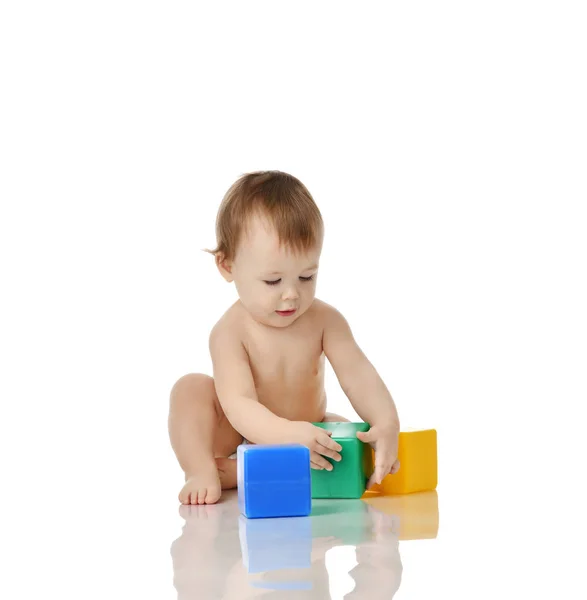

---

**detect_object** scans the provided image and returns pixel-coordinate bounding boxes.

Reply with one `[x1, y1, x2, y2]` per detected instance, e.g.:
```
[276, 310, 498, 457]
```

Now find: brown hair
[203, 170, 324, 263]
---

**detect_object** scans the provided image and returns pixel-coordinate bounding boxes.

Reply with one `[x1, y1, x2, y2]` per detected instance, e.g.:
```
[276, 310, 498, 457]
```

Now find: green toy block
[311, 422, 374, 498]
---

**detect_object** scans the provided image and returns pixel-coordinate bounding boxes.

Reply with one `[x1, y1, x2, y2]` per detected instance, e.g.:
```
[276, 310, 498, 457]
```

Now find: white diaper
[229, 437, 251, 459]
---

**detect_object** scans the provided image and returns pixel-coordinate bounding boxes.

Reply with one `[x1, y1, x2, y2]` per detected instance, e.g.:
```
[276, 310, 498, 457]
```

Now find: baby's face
[220, 214, 322, 328]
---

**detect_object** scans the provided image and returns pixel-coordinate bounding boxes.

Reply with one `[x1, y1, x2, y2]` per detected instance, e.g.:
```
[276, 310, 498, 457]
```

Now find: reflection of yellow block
[362, 490, 439, 540]
[373, 429, 437, 495]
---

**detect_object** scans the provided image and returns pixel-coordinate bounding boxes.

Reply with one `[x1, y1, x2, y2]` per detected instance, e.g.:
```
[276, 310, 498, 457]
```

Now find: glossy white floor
[4, 413, 585, 599]
[171, 487, 432, 599]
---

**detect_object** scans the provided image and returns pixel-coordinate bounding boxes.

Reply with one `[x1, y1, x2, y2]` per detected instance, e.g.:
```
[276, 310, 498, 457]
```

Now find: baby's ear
[215, 252, 234, 282]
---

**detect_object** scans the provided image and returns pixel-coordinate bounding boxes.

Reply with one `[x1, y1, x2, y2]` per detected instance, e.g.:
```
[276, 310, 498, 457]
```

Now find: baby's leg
[322, 412, 350, 423]
[168, 373, 243, 505]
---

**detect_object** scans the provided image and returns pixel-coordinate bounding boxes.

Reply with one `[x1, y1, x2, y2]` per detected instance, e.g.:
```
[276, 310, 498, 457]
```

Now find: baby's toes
[194, 488, 206, 505]
[178, 469, 221, 505]
[178, 484, 189, 505]
[204, 485, 221, 505]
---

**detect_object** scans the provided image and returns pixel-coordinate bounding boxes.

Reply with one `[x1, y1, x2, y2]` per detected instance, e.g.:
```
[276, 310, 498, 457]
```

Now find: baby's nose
[282, 286, 299, 300]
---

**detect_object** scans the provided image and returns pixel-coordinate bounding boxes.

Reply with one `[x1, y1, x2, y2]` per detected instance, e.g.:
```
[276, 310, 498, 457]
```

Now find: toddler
[168, 170, 400, 505]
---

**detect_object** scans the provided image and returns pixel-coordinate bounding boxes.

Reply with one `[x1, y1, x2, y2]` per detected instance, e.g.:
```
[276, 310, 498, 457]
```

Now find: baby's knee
[322, 411, 350, 423]
[170, 373, 214, 401]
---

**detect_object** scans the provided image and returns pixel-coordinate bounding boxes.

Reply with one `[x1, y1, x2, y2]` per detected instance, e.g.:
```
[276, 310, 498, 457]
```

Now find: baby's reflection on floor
[170, 489, 438, 599]
[170, 500, 243, 599]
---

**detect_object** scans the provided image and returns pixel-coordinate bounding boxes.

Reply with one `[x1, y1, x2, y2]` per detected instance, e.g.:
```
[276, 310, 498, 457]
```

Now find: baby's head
[205, 170, 324, 328]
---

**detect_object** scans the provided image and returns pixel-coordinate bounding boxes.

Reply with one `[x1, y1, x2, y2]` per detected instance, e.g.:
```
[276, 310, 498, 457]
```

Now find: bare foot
[179, 462, 222, 505]
[178, 458, 238, 505]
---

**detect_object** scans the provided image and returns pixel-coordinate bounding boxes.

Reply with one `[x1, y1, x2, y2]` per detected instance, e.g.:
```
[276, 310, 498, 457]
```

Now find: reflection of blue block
[238, 514, 312, 573]
[237, 444, 312, 519]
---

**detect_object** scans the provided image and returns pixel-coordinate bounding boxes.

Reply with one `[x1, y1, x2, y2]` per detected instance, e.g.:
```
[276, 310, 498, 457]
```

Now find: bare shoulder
[312, 298, 357, 356]
[311, 298, 349, 329]
[209, 301, 246, 347]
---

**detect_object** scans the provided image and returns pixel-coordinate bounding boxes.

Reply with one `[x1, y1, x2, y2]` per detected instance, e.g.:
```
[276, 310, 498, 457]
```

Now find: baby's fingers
[317, 444, 342, 462]
[318, 432, 342, 454]
[375, 465, 387, 485]
[373, 462, 393, 485]
[311, 451, 333, 471]
[366, 472, 379, 490]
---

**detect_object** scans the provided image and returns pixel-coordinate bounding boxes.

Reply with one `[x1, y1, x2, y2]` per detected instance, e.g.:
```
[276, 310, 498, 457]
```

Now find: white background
[1, 1, 586, 598]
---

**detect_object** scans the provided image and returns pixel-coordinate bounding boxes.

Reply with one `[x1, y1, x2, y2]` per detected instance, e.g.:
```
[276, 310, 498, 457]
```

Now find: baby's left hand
[357, 423, 400, 489]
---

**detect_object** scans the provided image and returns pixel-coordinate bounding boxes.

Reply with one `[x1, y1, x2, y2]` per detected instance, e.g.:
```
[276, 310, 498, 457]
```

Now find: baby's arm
[321, 303, 399, 427]
[209, 323, 290, 445]
[322, 302, 401, 485]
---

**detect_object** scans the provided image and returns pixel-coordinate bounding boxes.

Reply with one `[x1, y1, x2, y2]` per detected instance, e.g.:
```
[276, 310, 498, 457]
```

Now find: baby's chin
[248, 310, 302, 328]
[269, 314, 298, 327]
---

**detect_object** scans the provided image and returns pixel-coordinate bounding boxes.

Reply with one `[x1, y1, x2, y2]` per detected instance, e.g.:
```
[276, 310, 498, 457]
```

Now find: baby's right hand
[285, 421, 342, 470]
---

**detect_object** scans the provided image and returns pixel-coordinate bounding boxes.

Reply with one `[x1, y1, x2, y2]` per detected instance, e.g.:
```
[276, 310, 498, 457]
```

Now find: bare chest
[241, 321, 326, 419]
[243, 324, 323, 382]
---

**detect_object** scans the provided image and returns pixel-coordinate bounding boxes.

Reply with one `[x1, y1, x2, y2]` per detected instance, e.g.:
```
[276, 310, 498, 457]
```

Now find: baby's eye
[263, 275, 315, 286]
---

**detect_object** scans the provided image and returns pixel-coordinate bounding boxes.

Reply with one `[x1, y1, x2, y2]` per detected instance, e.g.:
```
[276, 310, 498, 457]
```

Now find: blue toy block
[237, 443, 312, 518]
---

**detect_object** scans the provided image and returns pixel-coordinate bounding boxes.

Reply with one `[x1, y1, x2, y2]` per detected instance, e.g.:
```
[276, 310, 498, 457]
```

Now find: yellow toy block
[372, 429, 437, 495]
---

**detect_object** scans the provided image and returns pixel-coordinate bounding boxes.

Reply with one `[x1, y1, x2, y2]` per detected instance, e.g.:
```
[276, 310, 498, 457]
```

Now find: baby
[168, 170, 400, 505]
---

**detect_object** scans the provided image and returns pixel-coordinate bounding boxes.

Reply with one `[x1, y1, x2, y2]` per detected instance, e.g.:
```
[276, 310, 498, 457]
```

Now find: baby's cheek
[265, 294, 279, 312]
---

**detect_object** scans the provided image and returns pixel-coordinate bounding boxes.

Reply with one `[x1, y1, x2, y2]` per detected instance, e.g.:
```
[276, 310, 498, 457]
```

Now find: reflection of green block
[311, 422, 374, 499]
[310, 498, 372, 544]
